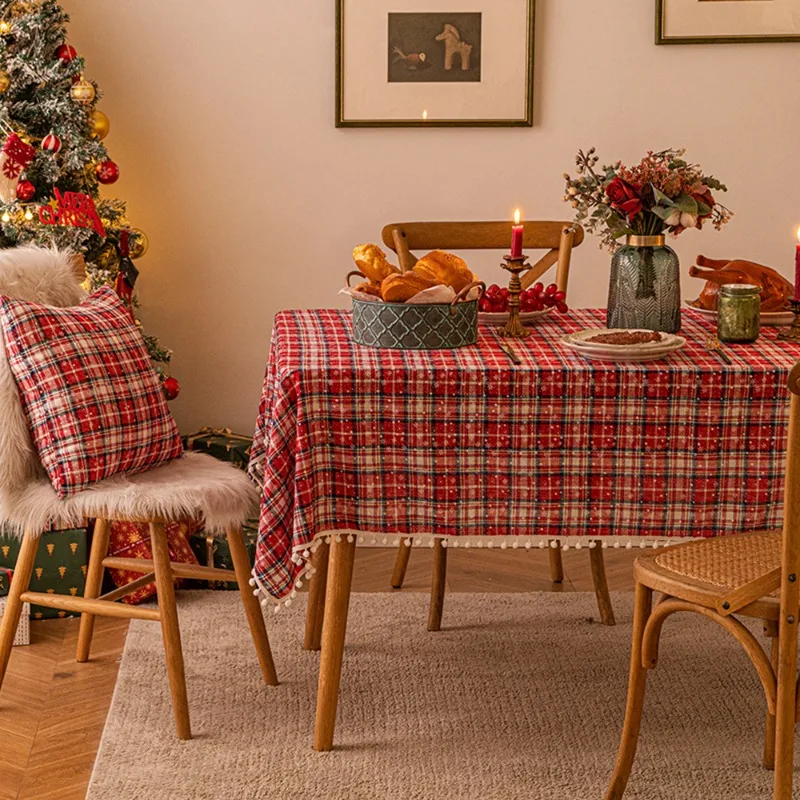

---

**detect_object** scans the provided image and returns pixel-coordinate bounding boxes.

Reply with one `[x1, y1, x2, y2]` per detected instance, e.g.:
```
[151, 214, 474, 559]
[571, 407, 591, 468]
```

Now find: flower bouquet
[562, 148, 733, 333]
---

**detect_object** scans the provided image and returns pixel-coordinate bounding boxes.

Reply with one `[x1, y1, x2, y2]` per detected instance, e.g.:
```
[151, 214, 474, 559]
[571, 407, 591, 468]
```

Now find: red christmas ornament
[163, 376, 180, 401]
[41, 132, 62, 153]
[16, 180, 34, 201]
[55, 44, 77, 63]
[95, 159, 119, 184]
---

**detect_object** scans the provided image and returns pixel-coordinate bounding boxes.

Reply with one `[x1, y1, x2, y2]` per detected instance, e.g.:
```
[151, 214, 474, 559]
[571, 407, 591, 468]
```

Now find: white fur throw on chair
[0, 245, 258, 537]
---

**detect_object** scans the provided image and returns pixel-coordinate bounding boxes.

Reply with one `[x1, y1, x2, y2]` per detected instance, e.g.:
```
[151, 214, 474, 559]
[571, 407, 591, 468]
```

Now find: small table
[248, 308, 800, 749]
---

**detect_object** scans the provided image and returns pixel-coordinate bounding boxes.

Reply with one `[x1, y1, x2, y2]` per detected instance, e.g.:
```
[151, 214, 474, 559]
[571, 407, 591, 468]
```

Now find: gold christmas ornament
[90, 109, 110, 139]
[0, 71, 9, 94]
[94, 242, 118, 271]
[129, 228, 149, 259]
[70, 76, 95, 105]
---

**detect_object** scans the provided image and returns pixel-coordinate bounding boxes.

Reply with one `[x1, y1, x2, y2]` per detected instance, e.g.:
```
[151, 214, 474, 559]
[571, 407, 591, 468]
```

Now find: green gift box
[189, 520, 257, 590]
[183, 427, 252, 470]
[0, 528, 88, 619]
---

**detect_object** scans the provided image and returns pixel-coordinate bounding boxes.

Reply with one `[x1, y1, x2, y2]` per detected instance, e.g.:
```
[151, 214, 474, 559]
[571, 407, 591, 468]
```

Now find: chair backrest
[381, 221, 584, 291]
[782, 363, 800, 618]
[0, 246, 86, 504]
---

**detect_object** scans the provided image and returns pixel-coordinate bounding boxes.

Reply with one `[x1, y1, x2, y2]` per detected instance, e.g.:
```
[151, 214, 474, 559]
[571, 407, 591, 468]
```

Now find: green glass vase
[607, 235, 681, 333]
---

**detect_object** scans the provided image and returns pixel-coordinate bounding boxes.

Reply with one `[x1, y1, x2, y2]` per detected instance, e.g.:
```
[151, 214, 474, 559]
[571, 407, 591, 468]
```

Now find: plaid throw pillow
[0, 285, 183, 498]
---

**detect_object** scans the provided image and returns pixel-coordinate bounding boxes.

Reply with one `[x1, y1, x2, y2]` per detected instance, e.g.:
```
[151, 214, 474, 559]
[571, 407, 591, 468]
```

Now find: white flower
[679, 212, 698, 229]
[665, 209, 681, 227]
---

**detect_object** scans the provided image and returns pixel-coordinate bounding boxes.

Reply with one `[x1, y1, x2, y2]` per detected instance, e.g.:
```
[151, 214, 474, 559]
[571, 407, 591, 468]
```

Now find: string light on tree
[0, 21, 10, 36]
[23, 208, 33, 221]
[1, 212, 10, 223]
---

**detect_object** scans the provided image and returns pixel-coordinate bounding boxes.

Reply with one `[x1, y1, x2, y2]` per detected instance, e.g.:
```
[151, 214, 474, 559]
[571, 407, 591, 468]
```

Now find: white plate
[560, 338, 686, 362]
[685, 300, 793, 326]
[563, 328, 684, 353]
[479, 308, 554, 326]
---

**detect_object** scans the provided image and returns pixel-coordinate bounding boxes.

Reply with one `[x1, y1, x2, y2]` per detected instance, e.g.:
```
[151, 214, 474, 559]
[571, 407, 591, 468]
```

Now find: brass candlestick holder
[778, 298, 800, 342]
[498, 255, 532, 339]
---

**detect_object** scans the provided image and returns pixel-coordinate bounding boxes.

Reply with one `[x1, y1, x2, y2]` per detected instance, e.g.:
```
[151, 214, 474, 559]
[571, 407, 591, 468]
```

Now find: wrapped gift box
[0, 598, 30, 645]
[183, 427, 252, 470]
[107, 519, 201, 604]
[0, 528, 87, 619]
[189, 520, 257, 590]
[0, 567, 11, 597]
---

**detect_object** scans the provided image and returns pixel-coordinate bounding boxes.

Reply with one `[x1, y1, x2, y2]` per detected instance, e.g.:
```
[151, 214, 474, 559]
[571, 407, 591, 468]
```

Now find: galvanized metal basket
[347, 273, 484, 350]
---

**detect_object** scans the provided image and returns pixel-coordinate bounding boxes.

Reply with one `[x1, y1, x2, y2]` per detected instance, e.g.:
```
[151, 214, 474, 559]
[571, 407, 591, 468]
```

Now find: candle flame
[513, 208, 521, 225]
[422, 109, 428, 121]
[797, 225, 800, 244]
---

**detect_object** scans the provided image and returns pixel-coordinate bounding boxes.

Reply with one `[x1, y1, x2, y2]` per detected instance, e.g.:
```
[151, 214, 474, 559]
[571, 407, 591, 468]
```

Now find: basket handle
[346, 270, 365, 288]
[450, 281, 485, 314]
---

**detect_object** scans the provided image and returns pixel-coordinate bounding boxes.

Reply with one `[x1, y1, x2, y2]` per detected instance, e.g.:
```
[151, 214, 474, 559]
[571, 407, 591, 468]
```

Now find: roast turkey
[689, 255, 793, 313]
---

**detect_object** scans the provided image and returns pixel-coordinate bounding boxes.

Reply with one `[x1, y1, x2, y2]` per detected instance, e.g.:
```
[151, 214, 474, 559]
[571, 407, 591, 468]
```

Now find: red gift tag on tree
[0, 133, 35, 204]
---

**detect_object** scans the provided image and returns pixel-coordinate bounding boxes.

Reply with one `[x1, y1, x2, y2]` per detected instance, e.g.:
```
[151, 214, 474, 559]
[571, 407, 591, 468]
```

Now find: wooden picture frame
[335, 0, 535, 128]
[656, 0, 800, 45]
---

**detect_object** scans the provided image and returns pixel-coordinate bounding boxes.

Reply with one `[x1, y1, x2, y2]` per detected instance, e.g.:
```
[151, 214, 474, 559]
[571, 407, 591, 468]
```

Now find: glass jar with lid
[717, 284, 761, 343]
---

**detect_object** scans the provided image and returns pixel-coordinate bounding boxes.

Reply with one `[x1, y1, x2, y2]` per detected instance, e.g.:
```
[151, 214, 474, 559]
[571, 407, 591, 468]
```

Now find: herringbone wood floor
[0, 547, 637, 800]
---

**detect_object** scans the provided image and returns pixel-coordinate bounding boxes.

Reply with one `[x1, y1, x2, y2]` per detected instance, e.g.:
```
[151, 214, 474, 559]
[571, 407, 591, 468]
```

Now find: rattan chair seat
[634, 531, 783, 618]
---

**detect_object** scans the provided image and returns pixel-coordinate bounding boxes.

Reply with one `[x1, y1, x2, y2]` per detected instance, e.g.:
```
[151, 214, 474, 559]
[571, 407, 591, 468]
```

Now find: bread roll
[354, 280, 382, 299]
[381, 272, 437, 303]
[414, 250, 474, 294]
[353, 244, 399, 283]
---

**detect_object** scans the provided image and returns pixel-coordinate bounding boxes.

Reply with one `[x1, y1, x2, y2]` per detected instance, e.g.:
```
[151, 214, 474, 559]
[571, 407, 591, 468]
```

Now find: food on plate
[381, 271, 438, 303]
[587, 331, 663, 345]
[689, 255, 792, 313]
[354, 280, 382, 299]
[478, 282, 568, 315]
[414, 250, 475, 294]
[353, 244, 399, 283]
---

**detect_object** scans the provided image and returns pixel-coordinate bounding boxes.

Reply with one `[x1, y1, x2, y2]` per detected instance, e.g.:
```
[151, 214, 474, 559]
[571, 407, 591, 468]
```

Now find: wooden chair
[370, 221, 617, 632]
[605, 362, 800, 800]
[0, 250, 278, 741]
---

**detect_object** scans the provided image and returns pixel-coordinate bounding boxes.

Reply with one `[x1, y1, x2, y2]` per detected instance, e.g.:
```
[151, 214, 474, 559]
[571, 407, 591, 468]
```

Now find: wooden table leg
[427, 540, 447, 632]
[304, 539, 330, 651]
[391, 542, 412, 589]
[590, 542, 616, 626]
[314, 536, 356, 752]
[549, 541, 564, 584]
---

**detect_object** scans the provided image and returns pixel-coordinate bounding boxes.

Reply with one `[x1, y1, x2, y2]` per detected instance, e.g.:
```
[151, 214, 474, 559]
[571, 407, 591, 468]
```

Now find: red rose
[606, 177, 642, 219]
[691, 184, 716, 217]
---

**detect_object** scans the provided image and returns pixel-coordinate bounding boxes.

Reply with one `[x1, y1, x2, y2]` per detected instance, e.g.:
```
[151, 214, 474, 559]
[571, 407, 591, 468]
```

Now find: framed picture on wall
[335, 0, 535, 127]
[657, 0, 800, 44]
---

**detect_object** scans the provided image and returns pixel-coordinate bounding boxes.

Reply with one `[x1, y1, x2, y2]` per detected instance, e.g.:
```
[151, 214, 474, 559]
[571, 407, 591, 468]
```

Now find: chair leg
[391, 542, 412, 589]
[304, 539, 330, 651]
[605, 582, 653, 800]
[314, 535, 356, 752]
[763, 620, 779, 770]
[427, 540, 447, 632]
[773, 607, 799, 799]
[227, 526, 278, 686]
[590, 542, 616, 627]
[549, 541, 564, 584]
[0, 530, 38, 690]
[76, 518, 111, 663]
[150, 522, 191, 740]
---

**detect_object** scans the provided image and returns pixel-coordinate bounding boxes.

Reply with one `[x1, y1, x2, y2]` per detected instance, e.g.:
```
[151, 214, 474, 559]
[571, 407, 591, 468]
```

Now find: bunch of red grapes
[479, 282, 568, 314]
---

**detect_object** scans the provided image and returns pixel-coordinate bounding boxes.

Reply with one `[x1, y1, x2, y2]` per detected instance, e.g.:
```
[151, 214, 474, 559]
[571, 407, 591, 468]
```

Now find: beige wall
[65, 0, 800, 434]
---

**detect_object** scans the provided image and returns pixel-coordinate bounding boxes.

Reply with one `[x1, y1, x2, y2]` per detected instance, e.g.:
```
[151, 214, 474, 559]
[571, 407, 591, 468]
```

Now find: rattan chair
[0, 248, 278, 741]
[309, 221, 618, 641]
[605, 362, 800, 800]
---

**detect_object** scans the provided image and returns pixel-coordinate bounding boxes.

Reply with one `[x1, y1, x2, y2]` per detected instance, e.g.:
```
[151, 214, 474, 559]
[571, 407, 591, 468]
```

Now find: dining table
[248, 306, 800, 750]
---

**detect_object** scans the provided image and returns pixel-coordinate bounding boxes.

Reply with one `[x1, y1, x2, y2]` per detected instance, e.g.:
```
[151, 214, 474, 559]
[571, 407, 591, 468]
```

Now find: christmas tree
[0, 0, 177, 395]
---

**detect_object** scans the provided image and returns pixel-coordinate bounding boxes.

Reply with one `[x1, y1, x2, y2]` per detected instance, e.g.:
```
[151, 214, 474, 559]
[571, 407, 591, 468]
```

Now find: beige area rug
[87, 591, 790, 800]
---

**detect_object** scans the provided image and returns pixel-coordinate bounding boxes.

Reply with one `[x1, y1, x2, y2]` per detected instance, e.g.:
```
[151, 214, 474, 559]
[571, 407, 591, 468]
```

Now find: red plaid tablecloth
[248, 308, 800, 600]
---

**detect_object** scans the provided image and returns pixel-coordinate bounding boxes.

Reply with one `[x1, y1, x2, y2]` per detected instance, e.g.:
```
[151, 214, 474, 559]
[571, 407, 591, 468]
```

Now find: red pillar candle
[795, 226, 800, 301]
[511, 208, 524, 258]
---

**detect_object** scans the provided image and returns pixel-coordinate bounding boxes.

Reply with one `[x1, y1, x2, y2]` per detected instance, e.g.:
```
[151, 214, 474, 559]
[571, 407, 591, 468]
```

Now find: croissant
[353, 244, 399, 283]
[689, 255, 793, 313]
[381, 272, 437, 303]
[414, 250, 474, 294]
